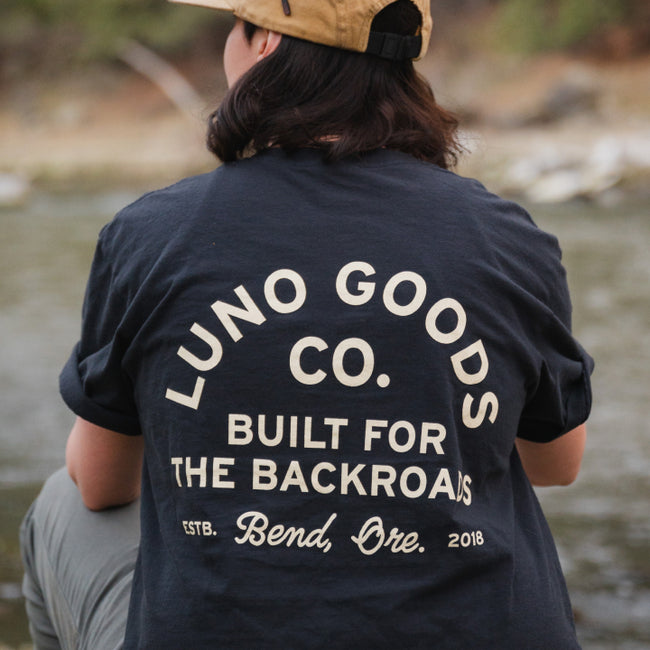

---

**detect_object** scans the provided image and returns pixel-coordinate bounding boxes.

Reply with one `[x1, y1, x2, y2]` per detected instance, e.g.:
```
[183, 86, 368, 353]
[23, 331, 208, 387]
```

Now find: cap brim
[169, 0, 234, 11]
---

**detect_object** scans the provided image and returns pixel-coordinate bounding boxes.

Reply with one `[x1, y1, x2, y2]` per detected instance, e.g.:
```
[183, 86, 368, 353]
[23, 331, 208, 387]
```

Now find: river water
[0, 189, 648, 648]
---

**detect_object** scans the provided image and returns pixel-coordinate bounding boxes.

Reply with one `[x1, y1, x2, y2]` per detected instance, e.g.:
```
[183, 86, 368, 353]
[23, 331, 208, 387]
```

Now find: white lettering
[289, 336, 328, 385]
[303, 417, 326, 449]
[252, 459, 277, 490]
[235, 511, 336, 553]
[371, 464, 397, 497]
[388, 420, 416, 453]
[462, 392, 499, 428]
[258, 414, 283, 446]
[323, 418, 347, 450]
[428, 467, 456, 500]
[351, 516, 423, 555]
[228, 413, 254, 445]
[264, 269, 307, 314]
[212, 457, 235, 489]
[331, 338, 375, 387]
[365, 419, 446, 455]
[171, 457, 235, 489]
[341, 463, 367, 495]
[364, 420, 387, 451]
[185, 456, 207, 488]
[165, 376, 205, 410]
[336, 261, 376, 305]
[171, 457, 183, 487]
[425, 298, 467, 344]
[234, 512, 268, 546]
[279, 460, 309, 492]
[462, 474, 472, 506]
[451, 339, 489, 385]
[419, 423, 446, 455]
[311, 462, 337, 494]
[229, 413, 343, 449]
[382, 271, 427, 316]
[399, 466, 428, 498]
[211, 285, 266, 343]
[177, 323, 223, 371]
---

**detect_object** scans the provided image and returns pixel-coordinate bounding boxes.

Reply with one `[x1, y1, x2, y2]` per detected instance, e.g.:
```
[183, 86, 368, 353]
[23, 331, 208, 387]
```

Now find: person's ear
[256, 30, 282, 61]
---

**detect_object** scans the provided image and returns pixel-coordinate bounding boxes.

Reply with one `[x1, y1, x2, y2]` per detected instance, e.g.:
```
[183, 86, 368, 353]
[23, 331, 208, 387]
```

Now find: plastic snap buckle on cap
[366, 31, 422, 60]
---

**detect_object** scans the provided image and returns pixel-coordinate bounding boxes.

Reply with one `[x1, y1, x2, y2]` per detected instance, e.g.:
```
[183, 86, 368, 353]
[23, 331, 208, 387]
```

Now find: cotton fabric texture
[169, 0, 433, 59]
[60, 148, 592, 648]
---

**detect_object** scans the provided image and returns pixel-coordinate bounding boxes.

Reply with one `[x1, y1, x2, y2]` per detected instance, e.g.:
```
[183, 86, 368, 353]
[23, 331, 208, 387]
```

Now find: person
[20, 0, 594, 648]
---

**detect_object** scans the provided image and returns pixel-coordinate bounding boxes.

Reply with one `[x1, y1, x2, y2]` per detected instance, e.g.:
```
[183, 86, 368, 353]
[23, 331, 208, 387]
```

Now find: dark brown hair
[208, 0, 461, 168]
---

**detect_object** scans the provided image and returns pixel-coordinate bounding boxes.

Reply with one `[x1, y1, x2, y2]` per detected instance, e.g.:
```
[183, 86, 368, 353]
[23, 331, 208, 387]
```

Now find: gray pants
[19, 468, 140, 650]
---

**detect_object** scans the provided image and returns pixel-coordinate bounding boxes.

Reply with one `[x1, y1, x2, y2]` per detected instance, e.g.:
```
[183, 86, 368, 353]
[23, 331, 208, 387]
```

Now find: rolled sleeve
[518, 320, 594, 443]
[60, 343, 142, 436]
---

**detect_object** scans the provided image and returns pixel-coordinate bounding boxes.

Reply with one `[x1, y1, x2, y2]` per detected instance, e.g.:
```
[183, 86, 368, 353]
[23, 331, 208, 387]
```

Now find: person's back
[21, 2, 593, 648]
[99, 149, 586, 647]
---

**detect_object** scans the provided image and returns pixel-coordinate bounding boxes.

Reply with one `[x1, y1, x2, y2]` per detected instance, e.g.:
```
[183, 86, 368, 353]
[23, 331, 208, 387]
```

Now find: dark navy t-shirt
[60, 148, 593, 649]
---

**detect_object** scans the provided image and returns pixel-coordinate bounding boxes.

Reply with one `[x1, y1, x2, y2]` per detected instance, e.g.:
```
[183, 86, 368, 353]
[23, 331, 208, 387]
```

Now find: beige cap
[170, 0, 432, 60]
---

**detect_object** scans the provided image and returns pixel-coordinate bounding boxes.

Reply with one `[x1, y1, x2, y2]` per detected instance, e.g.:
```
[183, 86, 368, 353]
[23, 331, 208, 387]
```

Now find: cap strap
[365, 32, 422, 60]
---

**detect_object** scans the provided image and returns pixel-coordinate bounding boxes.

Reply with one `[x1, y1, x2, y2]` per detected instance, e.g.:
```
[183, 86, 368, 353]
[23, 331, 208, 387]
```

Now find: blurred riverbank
[1, 43, 649, 204]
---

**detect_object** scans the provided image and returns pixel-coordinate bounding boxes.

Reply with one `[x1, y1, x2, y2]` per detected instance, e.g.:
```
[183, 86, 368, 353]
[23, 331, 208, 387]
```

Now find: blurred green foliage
[0, 0, 226, 72]
[0, 0, 646, 73]
[495, 0, 638, 52]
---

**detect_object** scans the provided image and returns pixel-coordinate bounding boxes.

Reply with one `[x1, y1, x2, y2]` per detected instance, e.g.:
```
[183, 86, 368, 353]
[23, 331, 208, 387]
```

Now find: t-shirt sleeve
[517, 316, 593, 443]
[516, 237, 594, 443]
[59, 221, 142, 436]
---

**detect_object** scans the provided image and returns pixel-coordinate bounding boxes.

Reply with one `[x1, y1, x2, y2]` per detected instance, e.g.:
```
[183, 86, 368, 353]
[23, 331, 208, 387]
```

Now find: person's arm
[66, 416, 144, 511]
[515, 423, 586, 487]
